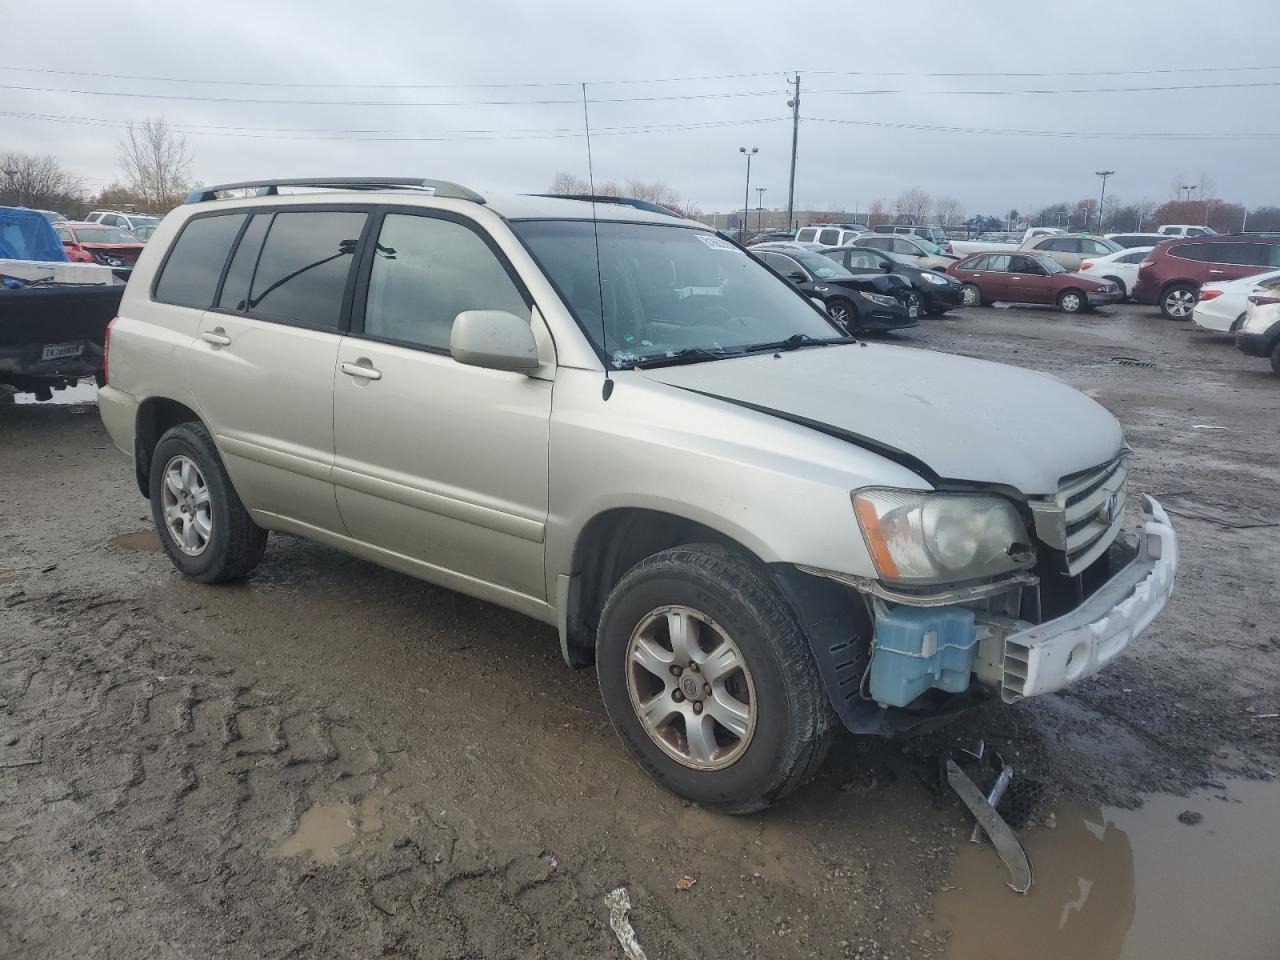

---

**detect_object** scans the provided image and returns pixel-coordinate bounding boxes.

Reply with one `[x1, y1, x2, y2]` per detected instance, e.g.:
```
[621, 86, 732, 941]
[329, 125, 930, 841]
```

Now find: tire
[596, 543, 834, 814]
[925, 305, 949, 317]
[1271, 340, 1280, 376]
[149, 421, 268, 583]
[1057, 288, 1086, 314]
[1102, 276, 1127, 300]
[826, 297, 859, 333]
[960, 283, 984, 308]
[1160, 283, 1198, 321]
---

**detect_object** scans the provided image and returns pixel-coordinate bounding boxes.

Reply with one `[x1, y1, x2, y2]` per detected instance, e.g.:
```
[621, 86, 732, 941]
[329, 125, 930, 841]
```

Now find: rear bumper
[984, 496, 1177, 703]
[1131, 280, 1159, 305]
[1192, 306, 1237, 332]
[0, 341, 103, 382]
[97, 384, 139, 458]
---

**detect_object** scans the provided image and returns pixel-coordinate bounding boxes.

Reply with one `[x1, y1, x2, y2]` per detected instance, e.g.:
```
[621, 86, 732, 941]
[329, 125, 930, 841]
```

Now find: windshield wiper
[630, 346, 740, 369]
[743, 333, 854, 354]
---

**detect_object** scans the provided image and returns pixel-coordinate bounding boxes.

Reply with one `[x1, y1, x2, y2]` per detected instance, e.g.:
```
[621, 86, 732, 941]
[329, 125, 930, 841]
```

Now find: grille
[1030, 457, 1128, 576]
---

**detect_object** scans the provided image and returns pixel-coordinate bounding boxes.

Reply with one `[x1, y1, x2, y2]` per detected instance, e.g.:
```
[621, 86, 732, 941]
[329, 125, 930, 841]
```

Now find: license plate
[909, 304, 919, 318]
[41, 343, 82, 361]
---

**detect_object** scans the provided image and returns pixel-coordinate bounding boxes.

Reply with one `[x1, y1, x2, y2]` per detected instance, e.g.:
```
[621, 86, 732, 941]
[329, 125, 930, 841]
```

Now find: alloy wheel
[1165, 288, 1196, 319]
[625, 605, 757, 771]
[161, 454, 213, 556]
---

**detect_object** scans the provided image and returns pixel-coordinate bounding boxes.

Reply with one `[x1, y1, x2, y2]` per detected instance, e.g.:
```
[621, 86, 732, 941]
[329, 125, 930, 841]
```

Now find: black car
[746, 229, 798, 245]
[753, 244, 917, 332]
[820, 245, 964, 316]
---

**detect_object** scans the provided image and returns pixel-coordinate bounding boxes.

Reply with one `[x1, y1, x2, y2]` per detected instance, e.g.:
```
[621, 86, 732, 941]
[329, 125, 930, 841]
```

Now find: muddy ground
[1, 302, 1277, 960]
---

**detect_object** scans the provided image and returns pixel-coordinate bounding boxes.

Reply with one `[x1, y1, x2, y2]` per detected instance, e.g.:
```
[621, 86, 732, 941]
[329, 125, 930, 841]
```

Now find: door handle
[1209, 269, 1224, 274]
[200, 328, 231, 346]
[339, 360, 382, 381]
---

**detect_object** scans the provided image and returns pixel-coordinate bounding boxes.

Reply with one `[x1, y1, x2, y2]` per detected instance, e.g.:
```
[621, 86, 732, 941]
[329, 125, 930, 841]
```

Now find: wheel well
[134, 397, 202, 498]
[562, 508, 747, 668]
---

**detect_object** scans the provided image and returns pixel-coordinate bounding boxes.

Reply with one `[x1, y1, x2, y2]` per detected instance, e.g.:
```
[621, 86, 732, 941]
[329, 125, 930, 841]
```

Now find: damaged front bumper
[975, 495, 1177, 703]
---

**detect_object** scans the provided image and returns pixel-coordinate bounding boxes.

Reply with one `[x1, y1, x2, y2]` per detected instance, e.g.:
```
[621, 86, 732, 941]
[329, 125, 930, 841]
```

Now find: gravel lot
[2, 301, 1277, 959]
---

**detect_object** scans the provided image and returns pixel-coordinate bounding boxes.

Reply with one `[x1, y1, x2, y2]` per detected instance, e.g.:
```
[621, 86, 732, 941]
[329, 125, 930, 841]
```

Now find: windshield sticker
[694, 235, 736, 251]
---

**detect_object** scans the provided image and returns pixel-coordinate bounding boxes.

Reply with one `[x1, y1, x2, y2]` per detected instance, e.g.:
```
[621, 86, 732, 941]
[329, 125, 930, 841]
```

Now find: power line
[807, 117, 1280, 141]
[0, 109, 786, 141]
[809, 65, 1280, 78]
[808, 80, 1280, 96]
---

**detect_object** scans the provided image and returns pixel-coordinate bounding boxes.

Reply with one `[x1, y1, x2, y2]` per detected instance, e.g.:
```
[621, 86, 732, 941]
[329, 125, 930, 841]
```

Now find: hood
[826, 273, 907, 294]
[641, 343, 1123, 495]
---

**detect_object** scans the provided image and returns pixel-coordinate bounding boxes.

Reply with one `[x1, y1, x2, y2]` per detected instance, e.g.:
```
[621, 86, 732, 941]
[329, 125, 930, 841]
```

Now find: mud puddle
[273, 795, 387, 865]
[110, 529, 162, 552]
[935, 777, 1280, 960]
[14, 380, 98, 405]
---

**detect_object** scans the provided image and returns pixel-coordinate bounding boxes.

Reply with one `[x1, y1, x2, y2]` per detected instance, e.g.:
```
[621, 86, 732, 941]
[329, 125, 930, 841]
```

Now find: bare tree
[118, 117, 194, 212]
[931, 195, 964, 226]
[867, 199, 889, 228]
[548, 171, 590, 194]
[625, 178, 680, 208]
[0, 151, 84, 210]
[1133, 197, 1157, 231]
[893, 187, 931, 224]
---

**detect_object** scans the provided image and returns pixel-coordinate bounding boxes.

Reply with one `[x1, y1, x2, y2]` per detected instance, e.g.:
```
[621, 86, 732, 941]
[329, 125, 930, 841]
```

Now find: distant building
[696, 209, 870, 235]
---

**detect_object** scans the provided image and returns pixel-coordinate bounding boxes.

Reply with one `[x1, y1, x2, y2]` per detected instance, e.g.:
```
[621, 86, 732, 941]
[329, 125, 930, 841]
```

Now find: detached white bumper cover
[1000, 495, 1177, 703]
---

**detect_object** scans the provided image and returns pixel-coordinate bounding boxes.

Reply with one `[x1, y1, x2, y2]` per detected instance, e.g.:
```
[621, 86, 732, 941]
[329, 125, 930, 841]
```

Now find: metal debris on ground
[960, 738, 985, 761]
[1110, 356, 1154, 367]
[605, 887, 648, 960]
[998, 778, 1047, 831]
[946, 760, 1033, 894]
[969, 763, 1013, 843]
[1157, 493, 1278, 529]
[675, 875, 697, 891]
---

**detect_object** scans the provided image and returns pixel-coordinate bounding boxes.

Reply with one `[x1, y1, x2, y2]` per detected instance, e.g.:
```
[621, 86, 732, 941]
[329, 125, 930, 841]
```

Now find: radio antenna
[582, 82, 613, 401]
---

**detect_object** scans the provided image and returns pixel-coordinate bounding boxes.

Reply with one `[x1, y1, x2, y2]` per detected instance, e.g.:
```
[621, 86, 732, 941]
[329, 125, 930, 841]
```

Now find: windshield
[512, 220, 845, 367]
[75, 227, 138, 243]
[1034, 255, 1067, 274]
[792, 252, 853, 280]
[131, 217, 159, 228]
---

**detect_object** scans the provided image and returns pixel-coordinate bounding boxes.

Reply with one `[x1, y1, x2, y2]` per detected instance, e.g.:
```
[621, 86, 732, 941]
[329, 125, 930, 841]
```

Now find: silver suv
[98, 177, 1178, 812]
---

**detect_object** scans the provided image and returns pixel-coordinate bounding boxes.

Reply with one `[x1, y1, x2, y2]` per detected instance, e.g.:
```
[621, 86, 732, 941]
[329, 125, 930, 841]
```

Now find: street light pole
[755, 186, 767, 232]
[1095, 170, 1114, 232]
[1181, 184, 1197, 204]
[739, 146, 757, 243]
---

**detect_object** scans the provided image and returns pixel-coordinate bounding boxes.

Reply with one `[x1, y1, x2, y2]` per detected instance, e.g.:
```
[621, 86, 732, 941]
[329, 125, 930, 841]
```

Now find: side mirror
[786, 270, 807, 283]
[450, 310, 540, 372]
[882, 261, 893, 272]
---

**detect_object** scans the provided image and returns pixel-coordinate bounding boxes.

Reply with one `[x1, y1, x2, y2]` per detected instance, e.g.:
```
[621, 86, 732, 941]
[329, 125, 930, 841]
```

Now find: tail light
[1248, 295, 1280, 307]
[103, 316, 119, 385]
[1199, 289, 1224, 301]
[1080, 262, 1094, 270]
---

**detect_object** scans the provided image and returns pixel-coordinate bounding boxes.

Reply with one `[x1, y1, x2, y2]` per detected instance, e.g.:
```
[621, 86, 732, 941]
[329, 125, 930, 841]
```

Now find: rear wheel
[149, 422, 267, 583]
[1161, 284, 1197, 321]
[1057, 288, 1086, 314]
[596, 543, 834, 813]
[826, 297, 859, 332]
[1270, 340, 1280, 375]
[961, 283, 983, 308]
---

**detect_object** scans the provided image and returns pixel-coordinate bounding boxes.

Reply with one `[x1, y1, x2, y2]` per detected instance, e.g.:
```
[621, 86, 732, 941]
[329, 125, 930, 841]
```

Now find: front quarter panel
[543, 367, 931, 600]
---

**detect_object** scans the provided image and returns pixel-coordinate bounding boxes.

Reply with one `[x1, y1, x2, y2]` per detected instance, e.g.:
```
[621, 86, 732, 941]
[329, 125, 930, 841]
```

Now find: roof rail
[185, 177, 485, 205]
[530, 194, 685, 219]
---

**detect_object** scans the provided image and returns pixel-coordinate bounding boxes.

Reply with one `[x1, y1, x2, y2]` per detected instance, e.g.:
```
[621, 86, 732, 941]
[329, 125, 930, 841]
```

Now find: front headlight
[860, 292, 898, 306]
[853, 488, 1033, 584]
[920, 272, 948, 285]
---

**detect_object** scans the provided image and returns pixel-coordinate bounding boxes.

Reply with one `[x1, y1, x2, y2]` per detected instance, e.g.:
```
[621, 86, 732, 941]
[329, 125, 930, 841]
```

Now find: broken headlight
[853, 489, 1033, 585]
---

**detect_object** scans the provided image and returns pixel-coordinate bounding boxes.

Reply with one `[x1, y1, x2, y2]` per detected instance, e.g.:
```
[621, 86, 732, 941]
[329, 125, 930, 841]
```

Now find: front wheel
[1161, 284, 1197, 321]
[596, 544, 834, 814]
[960, 283, 983, 308]
[149, 422, 268, 583]
[1057, 288, 1087, 314]
[826, 298, 859, 333]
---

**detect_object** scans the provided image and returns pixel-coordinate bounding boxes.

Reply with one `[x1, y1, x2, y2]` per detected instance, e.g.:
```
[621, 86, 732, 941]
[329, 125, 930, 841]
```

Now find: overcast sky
[2, 0, 1274, 218]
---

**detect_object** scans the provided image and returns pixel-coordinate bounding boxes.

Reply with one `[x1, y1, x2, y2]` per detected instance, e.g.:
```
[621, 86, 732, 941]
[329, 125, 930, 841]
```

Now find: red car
[946, 251, 1121, 313]
[1131, 234, 1280, 320]
[55, 222, 145, 269]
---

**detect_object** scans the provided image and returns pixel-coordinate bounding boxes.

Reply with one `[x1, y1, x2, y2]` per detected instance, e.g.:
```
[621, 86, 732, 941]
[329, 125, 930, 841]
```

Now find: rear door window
[986, 255, 1012, 272]
[247, 211, 367, 329]
[796, 228, 818, 242]
[818, 228, 840, 246]
[153, 214, 247, 309]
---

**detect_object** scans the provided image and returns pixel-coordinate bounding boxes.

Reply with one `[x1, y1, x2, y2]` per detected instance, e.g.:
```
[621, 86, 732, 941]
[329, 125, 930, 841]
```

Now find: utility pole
[755, 186, 767, 231]
[739, 146, 758, 243]
[1095, 170, 1114, 232]
[785, 72, 800, 233]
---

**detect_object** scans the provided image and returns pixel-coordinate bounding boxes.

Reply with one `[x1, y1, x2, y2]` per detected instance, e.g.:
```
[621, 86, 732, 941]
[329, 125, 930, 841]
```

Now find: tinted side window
[1172, 243, 1210, 262]
[1009, 256, 1039, 273]
[153, 214, 246, 309]
[99, 214, 119, 226]
[966, 255, 990, 270]
[1083, 239, 1113, 255]
[1212, 243, 1269, 266]
[818, 229, 840, 246]
[248, 211, 366, 328]
[796, 229, 817, 242]
[363, 214, 528, 351]
[217, 214, 270, 311]
[986, 255, 1012, 272]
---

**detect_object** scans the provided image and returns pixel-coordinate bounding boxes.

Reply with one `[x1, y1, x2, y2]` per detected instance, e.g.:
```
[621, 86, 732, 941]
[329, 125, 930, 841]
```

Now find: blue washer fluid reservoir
[869, 606, 978, 708]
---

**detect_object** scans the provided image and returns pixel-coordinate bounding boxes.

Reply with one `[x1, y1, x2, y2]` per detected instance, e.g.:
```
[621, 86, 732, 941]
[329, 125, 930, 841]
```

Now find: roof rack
[530, 194, 684, 219]
[185, 177, 485, 205]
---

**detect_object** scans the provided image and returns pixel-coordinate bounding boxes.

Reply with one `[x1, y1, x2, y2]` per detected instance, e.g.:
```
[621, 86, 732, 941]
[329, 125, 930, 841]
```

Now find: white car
[1157, 224, 1216, 239]
[1192, 270, 1280, 333]
[1079, 246, 1154, 300]
[1235, 291, 1280, 373]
